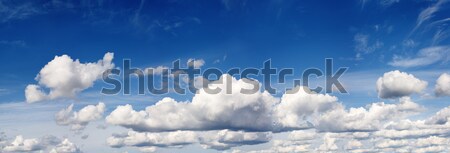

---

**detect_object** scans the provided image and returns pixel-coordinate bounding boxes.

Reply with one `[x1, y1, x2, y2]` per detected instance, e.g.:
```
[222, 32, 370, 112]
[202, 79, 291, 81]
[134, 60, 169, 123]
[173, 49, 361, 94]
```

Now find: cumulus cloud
[426, 106, 450, 125]
[435, 73, 450, 96]
[317, 133, 338, 152]
[25, 52, 114, 103]
[106, 74, 349, 132]
[274, 86, 339, 131]
[106, 74, 278, 132]
[389, 46, 450, 67]
[1, 135, 43, 152]
[316, 97, 422, 132]
[376, 70, 428, 99]
[0, 135, 80, 153]
[49, 139, 81, 153]
[101, 70, 450, 152]
[55, 102, 106, 131]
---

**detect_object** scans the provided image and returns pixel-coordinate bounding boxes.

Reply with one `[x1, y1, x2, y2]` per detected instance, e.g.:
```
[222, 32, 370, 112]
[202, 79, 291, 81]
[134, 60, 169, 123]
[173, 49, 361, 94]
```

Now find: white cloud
[376, 70, 428, 99]
[0, 134, 80, 153]
[106, 74, 278, 132]
[274, 86, 338, 131]
[200, 130, 271, 150]
[145, 66, 169, 75]
[2, 135, 43, 152]
[288, 130, 316, 141]
[416, 136, 448, 147]
[24, 84, 48, 103]
[435, 73, 450, 96]
[346, 139, 363, 150]
[49, 139, 81, 153]
[412, 0, 448, 33]
[316, 97, 422, 132]
[25, 52, 114, 103]
[425, 106, 450, 125]
[317, 133, 338, 151]
[55, 102, 106, 131]
[187, 58, 205, 69]
[107, 130, 270, 151]
[389, 46, 450, 67]
[107, 130, 198, 148]
[375, 139, 408, 149]
[353, 33, 383, 59]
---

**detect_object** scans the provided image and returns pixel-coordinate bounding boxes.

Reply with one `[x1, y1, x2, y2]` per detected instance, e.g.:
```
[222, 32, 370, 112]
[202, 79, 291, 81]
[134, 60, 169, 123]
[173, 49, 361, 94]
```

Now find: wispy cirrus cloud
[0, 1, 43, 22]
[354, 33, 384, 60]
[389, 46, 450, 67]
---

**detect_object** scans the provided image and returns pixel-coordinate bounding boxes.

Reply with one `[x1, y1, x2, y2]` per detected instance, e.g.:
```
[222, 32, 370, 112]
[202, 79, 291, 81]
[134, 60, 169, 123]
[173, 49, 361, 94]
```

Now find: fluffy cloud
[1, 135, 43, 152]
[106, 74, 278, 132]
[376, 70, 428, 99]
[435, 73, 450, 96]
[273, 86, 339, 131]
[49, 139, 81, 153]
[106, 74, 347, 132]
[426, 106, 450, 125]
[101, 70, 450, 152]
[55, 102, 106, 131]
[25, 52, 114, 103]
[316, 97, 422, 132]
[317, 133, 338, 152]
[0, 135, 81, 153]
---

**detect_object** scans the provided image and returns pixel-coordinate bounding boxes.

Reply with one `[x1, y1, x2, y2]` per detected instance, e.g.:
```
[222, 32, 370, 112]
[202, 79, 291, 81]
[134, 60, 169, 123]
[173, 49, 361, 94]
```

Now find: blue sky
[1, 0, 450, 152]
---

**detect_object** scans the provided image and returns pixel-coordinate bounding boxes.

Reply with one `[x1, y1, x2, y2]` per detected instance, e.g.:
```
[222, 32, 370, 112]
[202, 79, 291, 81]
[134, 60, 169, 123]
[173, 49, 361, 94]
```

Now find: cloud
[187, 58, 205, 69]
[389, 46, 450, 67]
[106, 74, 278, 132]
[353, 33, 383, 60]
[435, 73, 450, 96]
[107, 130, 270, 151]
[0, 1, 43, 22]
[316, 97, 422, 132]
[145, 66, 169, 75]
[25, 52, 114, 103]
[107, 130, 198, 148]
[379, 0, 399, 7]
[0, 135, 81, 153]
[346, 139, 363, 150]
[273, 86, 339, 131]
[376, 70, 428, 99]
[1, 135, 43, 152]
[200, 130, 271, 150]
[49, 139, 81, 153]
[55, 102, 106, 131]
[412, 0, 448, 34]
[425, 106, 450, 125]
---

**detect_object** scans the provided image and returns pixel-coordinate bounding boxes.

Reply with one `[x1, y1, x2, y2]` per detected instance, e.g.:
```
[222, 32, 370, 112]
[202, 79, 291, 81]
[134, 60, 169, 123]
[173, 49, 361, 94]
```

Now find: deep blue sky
[0, 1, 450, 152]
[2, 0, 449, 103]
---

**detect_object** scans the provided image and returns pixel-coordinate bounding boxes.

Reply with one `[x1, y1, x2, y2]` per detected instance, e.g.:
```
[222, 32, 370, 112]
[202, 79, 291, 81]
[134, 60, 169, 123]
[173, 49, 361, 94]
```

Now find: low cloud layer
[1, 135, 80, 153]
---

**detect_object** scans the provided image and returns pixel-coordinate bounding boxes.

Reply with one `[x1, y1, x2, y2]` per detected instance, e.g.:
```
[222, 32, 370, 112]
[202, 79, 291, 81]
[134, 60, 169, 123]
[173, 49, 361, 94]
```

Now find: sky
[1, 0, 450, 152]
